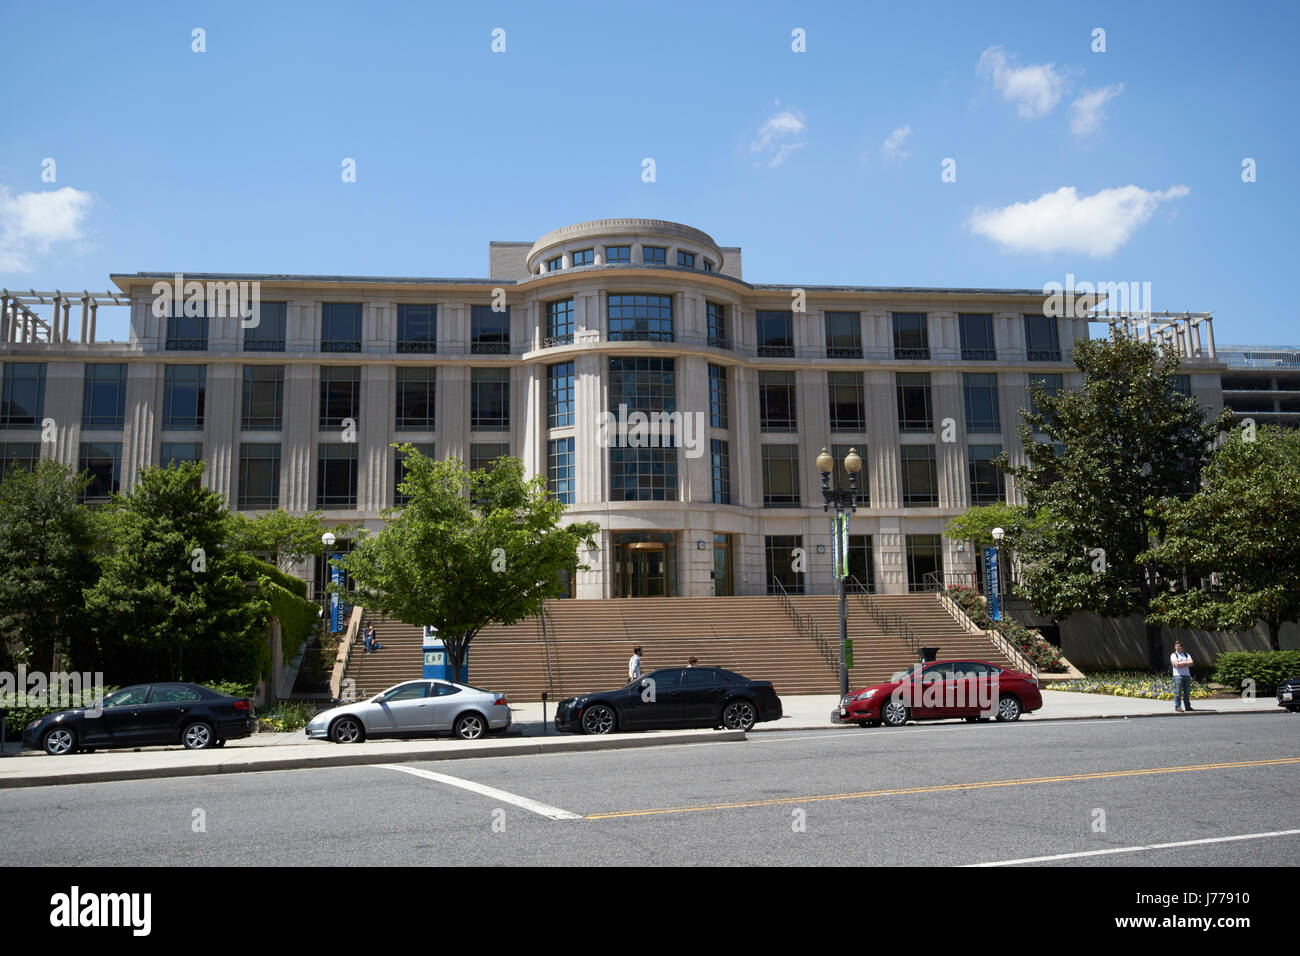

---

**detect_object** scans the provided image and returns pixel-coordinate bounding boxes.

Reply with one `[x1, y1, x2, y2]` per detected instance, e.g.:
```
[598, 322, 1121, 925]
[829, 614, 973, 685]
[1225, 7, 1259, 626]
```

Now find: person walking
[628, 646, 642, 683]
[1171, 640, 1194, 712]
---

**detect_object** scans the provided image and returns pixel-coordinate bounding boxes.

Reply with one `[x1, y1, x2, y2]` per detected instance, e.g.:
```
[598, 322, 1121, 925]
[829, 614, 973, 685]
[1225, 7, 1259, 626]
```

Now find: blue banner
[983, 547, 1001, 621]
[329, 562, 341, 632]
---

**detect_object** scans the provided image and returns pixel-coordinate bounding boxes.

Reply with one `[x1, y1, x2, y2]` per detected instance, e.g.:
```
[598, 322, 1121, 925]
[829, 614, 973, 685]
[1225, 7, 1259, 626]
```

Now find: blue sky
[2, 0, 1297, 344]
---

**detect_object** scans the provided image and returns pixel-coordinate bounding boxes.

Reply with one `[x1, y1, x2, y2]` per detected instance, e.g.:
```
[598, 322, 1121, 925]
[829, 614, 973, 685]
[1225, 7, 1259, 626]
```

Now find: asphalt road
[1, 713, 1296, 866]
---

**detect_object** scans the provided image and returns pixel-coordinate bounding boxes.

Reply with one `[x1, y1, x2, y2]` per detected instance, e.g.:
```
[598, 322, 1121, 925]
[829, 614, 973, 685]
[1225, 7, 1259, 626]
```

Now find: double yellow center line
[583, 756, 1300, 820]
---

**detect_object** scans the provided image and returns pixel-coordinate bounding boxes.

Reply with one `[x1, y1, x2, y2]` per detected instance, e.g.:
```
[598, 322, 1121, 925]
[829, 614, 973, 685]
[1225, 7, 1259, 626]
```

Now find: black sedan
[1279, 675, 1300, 713]
[555, 666, 782, 734]
[22, 683, 257, 755]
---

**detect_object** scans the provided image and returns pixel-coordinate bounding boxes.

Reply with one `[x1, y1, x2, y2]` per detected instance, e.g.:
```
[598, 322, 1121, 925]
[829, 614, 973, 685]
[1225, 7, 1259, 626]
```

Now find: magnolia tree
[1143, 424, 1300, 651]
[1003, 334, 1232, 672]
[341, 447, 600, 678]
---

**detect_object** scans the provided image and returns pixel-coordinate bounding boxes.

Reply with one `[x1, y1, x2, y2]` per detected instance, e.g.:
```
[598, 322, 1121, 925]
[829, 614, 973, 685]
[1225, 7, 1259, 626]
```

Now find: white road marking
[372, 763, 583, 820]
[966, 828, 1300, 866]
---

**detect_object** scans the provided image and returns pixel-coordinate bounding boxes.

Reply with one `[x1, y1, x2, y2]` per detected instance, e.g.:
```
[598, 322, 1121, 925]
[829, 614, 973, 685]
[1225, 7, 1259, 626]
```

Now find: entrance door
[616, 539, 674, 597]
[712, 534, 732, 596]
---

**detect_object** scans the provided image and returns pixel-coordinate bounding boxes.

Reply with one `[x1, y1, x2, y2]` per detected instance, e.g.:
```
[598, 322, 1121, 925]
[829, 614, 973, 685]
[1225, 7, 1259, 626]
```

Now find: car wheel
[580, 704, 616, 735]
[722, 699, 757, 731]
[329, 716, 365, 744]
[881, 699, 909, 727]
[996, 694, 1022, 722]
[182, 721, 216, 750]
[453, 713, 486, 740]
[43, 727, 77, 756]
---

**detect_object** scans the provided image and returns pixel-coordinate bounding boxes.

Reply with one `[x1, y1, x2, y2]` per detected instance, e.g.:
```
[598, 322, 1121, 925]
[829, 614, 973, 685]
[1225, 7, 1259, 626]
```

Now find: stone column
[201, 362, 241, 504]
[281, 364, 317, 512]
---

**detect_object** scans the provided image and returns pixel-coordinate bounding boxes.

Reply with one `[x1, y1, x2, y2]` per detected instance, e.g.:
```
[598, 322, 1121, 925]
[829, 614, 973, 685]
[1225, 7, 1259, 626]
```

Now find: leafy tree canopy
[1003, 334, 1231, 670]
[0, 459, 99, 671]
[342, 448, 600, 673]
[1143, 424, 1300, 650]
[83, 462, 269, 682]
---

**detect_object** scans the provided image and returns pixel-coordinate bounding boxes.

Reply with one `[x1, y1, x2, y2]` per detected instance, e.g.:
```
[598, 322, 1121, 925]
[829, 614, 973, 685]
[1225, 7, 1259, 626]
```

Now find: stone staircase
[340, 594, 1023, 702]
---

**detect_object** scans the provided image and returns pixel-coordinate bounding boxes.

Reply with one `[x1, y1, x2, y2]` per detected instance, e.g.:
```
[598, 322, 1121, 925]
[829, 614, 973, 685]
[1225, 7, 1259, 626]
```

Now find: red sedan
[838, 659, 1042, 727]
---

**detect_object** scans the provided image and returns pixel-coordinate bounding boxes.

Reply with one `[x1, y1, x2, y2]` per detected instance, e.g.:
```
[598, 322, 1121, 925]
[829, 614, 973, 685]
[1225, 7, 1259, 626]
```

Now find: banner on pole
[983, 546, 1001, 621]
[832, 513, 850, 579]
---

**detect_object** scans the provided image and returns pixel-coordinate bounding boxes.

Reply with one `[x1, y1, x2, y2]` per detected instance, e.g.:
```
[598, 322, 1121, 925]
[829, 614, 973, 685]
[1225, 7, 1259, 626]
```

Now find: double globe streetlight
[817, 447, 862, 697]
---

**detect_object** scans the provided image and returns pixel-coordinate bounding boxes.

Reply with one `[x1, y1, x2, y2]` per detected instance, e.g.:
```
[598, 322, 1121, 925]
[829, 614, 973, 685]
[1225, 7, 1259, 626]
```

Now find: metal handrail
[772, 579, 839, 675]
[932, 589, 1038, 679]
[848, 575, 922, 659]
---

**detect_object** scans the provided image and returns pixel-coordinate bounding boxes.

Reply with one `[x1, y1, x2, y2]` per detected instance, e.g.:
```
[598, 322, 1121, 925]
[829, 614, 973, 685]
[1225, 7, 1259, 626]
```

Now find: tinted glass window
[153, 685, 202, 702]
[103, 687, 150, 707]
[643, 669, 681, 690]
[681, 668, 721, 686]
[431, 683, 462, 697]
[922, 662, 955, 680]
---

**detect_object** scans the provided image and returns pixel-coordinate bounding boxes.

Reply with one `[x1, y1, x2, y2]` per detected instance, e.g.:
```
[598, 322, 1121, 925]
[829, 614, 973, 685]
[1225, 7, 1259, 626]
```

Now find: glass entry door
[712, 533, 732, 596]
[612, 533, 677, 597]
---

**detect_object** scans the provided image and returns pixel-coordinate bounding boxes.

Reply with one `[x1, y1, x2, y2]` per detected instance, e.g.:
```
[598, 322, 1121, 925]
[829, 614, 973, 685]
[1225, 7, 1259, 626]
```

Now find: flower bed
[944, 585, 1066, 672]
[1043, 671, 1215, 700]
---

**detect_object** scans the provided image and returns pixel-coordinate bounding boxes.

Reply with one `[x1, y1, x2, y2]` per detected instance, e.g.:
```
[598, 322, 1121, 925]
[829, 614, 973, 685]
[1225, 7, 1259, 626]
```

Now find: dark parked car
[1278, 676, 1300, 712]
[22, 683, 257, 755]
[555, 666, 782, 734]
[838, 659, 1042, 726]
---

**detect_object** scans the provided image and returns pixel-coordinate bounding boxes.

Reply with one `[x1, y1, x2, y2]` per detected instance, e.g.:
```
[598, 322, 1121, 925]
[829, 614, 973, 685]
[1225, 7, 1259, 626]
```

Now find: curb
[749, 706, 1286, 732]
[0, 729, 746, 790]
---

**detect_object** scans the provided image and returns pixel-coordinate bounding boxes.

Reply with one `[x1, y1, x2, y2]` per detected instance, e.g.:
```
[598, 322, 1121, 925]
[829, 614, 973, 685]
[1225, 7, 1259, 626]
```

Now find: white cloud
[977, 46, 1066, 119]
[1071, 84, 1124, 136]
[968, 184, 1190, 257]
[0, 186, 94, 272]
[881, 125, 912, 160]
[751, 108, 806, 167]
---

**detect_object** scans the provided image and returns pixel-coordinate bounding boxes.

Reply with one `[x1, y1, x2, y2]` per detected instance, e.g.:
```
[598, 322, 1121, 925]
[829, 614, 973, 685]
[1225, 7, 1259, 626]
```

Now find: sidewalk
[0, 691, 1284, 789]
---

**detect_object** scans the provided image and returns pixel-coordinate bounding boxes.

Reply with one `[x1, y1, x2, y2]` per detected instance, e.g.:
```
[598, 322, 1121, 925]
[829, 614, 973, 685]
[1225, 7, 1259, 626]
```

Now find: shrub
[945, 585, 1066, 672]
[257, 699, 323, 733]
[1212, 651, 1300, 695]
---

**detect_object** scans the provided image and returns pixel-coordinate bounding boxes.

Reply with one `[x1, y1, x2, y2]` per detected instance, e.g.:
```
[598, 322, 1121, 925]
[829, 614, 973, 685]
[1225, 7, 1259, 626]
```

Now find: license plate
[839, 707, 847, 716]
[1284, 692, 1293, 700]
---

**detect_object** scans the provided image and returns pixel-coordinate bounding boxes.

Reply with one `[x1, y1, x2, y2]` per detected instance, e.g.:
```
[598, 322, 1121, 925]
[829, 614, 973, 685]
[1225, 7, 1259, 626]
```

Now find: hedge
[1212, 651, 1300, 695]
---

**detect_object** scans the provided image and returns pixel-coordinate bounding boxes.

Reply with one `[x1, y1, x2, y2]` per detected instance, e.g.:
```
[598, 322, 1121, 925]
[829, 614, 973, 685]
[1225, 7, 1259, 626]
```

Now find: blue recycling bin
[421, 626, 467, 683]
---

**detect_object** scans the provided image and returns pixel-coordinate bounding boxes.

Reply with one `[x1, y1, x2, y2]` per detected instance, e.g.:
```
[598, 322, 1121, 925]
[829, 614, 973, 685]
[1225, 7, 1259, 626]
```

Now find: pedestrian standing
[687, 656, 698, 667]
[1171, 640, 1194, 712]
[629, 646, 642, 683]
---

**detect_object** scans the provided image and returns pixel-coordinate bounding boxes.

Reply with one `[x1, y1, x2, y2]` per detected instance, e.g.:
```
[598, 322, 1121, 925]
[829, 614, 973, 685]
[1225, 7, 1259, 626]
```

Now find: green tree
[342, 447, 600, 677]
[1143, 424, 1300, 651]
[0, 459, 99, 671]
[83, 461, 269, 682]
[942, 502, 1039, 550]
[1004, 334, 1231, 672]
[230, 509, 339, 573]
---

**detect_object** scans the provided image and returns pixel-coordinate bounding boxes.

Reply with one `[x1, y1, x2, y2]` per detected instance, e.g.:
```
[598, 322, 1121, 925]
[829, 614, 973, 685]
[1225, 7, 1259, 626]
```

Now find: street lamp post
[321, 532, 337, 632]
[817, 447, 862, 698]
